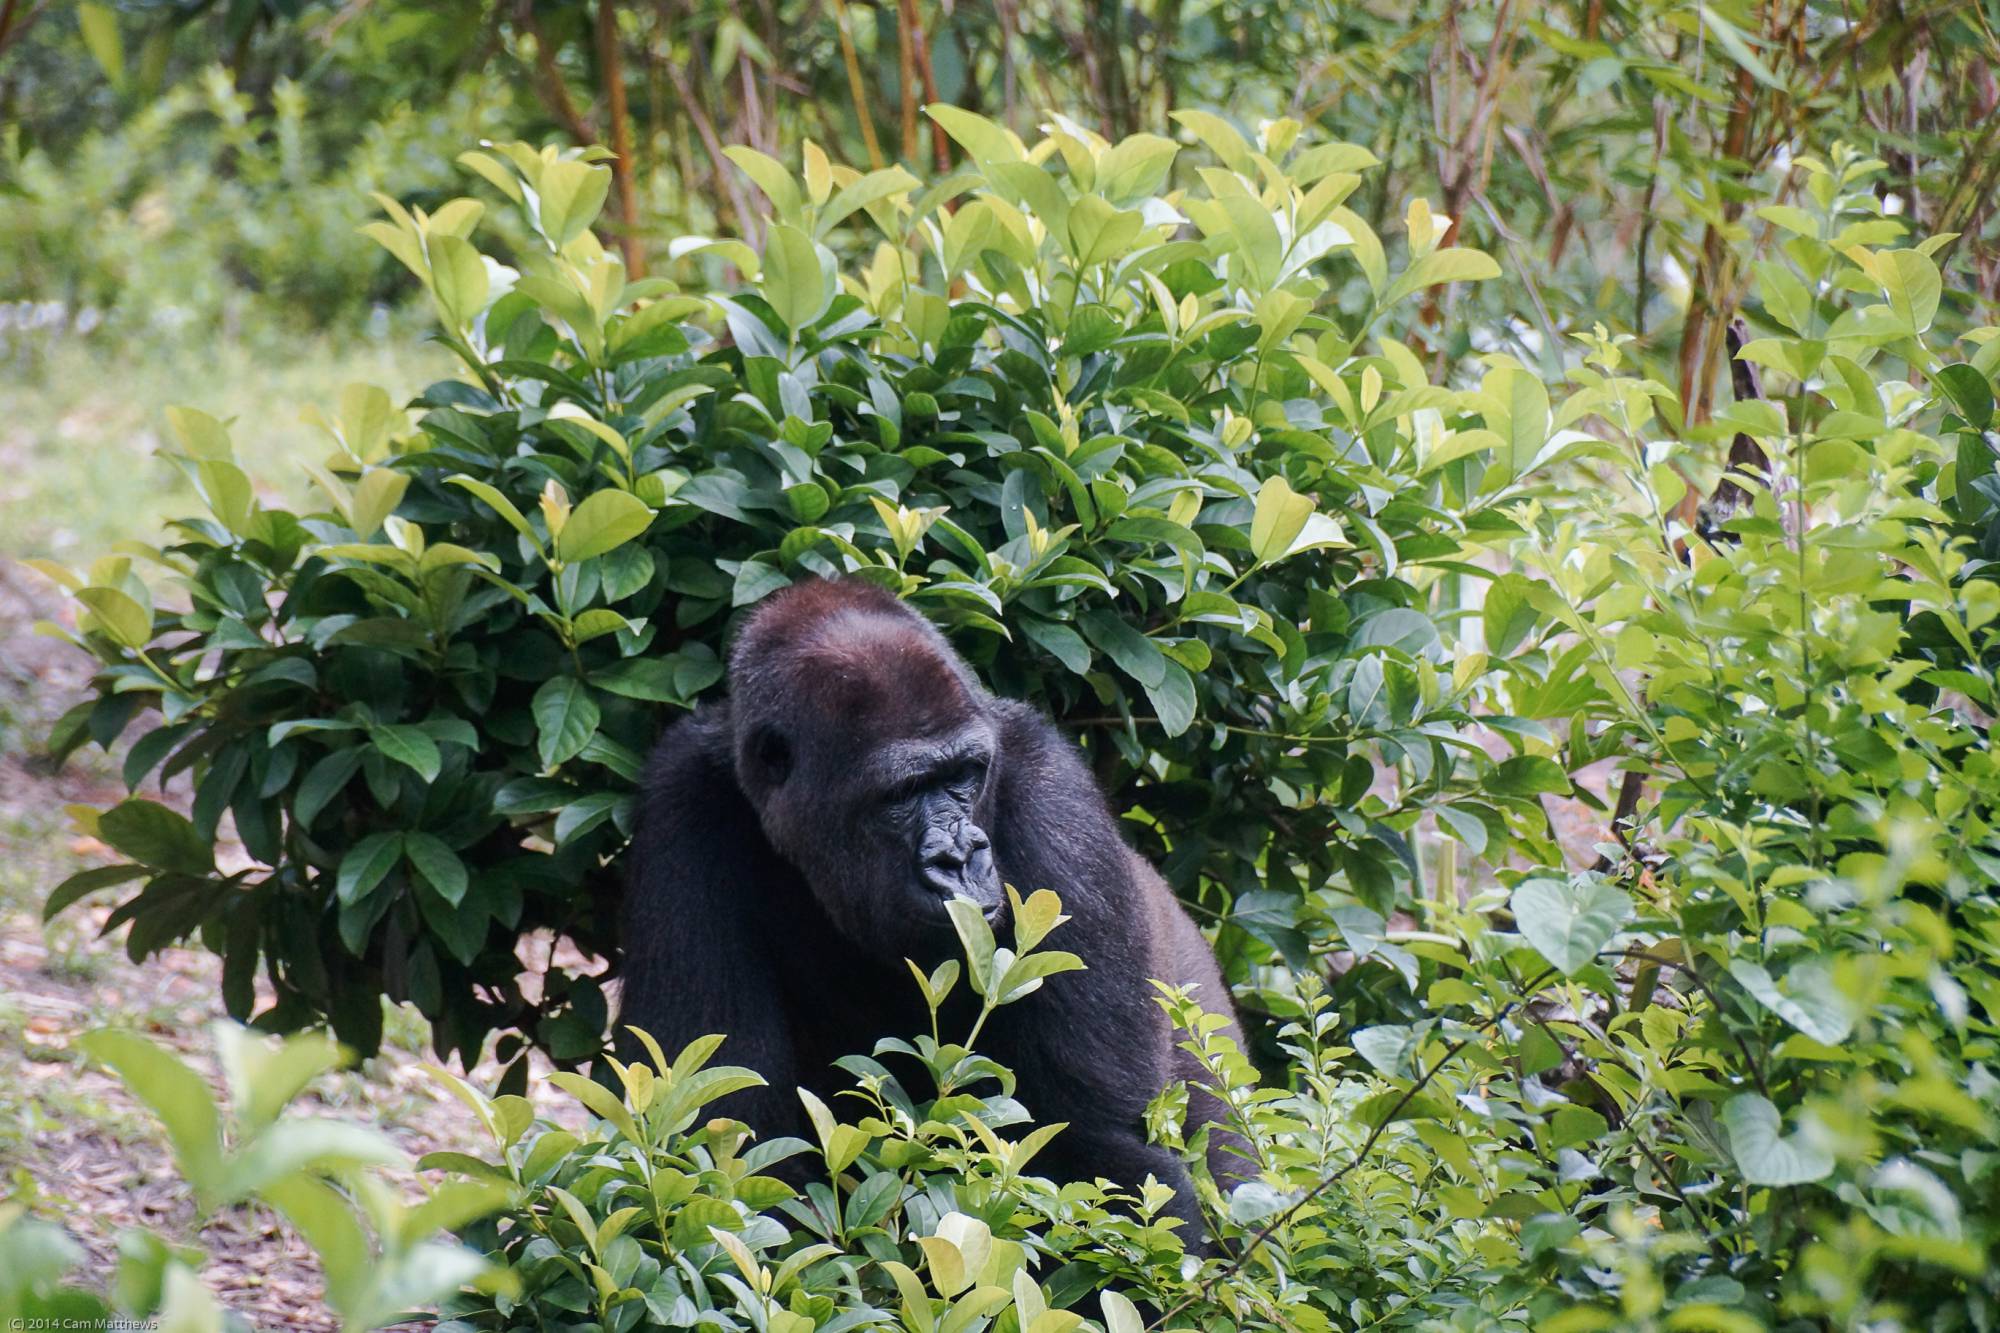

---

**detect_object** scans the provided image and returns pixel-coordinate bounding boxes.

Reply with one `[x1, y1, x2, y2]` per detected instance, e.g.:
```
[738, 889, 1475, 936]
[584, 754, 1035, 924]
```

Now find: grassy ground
[0, 330, 554, 1329]
[0, 331, 454, 563]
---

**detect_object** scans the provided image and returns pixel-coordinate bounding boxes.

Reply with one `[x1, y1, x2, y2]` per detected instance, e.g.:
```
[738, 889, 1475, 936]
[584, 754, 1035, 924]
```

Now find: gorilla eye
[750, 727, 793, 784]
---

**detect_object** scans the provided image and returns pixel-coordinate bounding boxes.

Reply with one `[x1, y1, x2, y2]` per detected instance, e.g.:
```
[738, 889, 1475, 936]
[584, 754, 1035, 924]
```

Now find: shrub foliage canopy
[30, 111, 2000, 1330]
[40, 114, 1521, 1076]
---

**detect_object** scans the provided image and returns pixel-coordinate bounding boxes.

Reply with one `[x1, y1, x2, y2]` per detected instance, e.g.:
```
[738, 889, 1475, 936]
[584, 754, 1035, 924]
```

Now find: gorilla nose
[921, 820, 989, 869]
[921, 826, 1001, 913]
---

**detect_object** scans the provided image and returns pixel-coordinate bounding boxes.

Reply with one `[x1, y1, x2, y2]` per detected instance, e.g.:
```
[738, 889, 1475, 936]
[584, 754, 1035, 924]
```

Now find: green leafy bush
[2, 1022, 511, 1331]
[39, 115, 1534, 1074]
[1475, 148, 2000, 1326]
[428, 892, 1537, 1332]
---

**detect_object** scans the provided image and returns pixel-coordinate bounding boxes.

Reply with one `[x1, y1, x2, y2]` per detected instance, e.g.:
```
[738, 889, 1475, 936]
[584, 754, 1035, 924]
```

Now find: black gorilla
[619, 578, 1242, 1235]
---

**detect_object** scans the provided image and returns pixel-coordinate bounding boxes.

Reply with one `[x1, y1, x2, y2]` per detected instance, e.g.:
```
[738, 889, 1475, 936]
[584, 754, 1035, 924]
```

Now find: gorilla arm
[618, 702, 802, 1135]
[982, 701, 1225, 1241]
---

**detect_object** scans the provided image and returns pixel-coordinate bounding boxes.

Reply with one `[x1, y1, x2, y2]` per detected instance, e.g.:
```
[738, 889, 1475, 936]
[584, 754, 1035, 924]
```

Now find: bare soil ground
[0, 565, 573, 1330]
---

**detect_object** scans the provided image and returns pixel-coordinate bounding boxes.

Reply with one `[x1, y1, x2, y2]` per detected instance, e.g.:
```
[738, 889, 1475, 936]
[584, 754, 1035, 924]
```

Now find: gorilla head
[724, 579, 1005, 948]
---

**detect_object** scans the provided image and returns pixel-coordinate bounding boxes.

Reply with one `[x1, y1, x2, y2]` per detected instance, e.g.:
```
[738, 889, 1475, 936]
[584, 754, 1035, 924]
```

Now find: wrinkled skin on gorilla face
[724, 582, 1006, 950]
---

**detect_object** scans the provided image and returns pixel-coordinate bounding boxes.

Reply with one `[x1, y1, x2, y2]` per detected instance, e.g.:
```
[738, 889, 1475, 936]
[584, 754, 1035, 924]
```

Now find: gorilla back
[619, 578, 1242, 1235]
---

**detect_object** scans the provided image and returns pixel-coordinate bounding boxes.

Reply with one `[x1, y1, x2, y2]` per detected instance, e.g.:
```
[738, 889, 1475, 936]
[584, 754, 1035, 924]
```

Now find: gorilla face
[862, 732, 1002, 909]
[740, 715, 1005, 950]
[725, 582, 1008, 952]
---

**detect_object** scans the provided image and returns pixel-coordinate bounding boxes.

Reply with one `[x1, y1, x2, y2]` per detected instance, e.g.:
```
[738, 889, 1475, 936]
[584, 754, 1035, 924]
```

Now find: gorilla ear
[746, 725, 794, 785]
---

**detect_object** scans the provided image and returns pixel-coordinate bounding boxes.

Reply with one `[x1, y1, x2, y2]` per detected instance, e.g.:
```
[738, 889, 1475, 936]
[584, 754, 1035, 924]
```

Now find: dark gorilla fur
[619, 578, 1243, 1236]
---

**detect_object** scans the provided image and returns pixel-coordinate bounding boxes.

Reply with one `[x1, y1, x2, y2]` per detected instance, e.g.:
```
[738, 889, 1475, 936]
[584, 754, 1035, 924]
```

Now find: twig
[518, 0, 597, 146]
[664, 56, 756, 245]
[596, 0, 646, 276]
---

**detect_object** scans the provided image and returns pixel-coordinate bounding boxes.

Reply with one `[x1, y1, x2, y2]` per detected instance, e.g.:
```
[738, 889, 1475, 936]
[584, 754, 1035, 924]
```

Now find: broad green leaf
[196, 458, 255, 534]
[762, 223, 834, 332]
[1098, 1291, 1145, 1333]
[1170, 109, 1256, 175]
[98, 799, 212, 875]
[212, 1024, 345, 1135]
[944, 897, 998, 996]
[428, 234, 489, 327]
[1066, 196, 1145, 267]
[816, 165, 919, 238]
[1095, 134, 1179, 203]
[404, 832, 469, 906]
[1881, 249, 1942, 334]
[1722, 1093, 1833, 1185]
[723, 146, 802, 221]
[1511, 876, 1631, 975]
[337, 832, 403, 905]
[457, 149, 525, 203]
[447, 475, 544, 554]
[78, 2, 125, 89]
[76, 586, 153, 649]
[1482, 366, 1551, 480]
[1212, 196, 1283, 289]
[1728, 959, 1854, 1045]
[555, 489, 654, 563]
[533, 676, 600, 769]
[1143, 660, 1197, 737]
[1757, 204, 1818, 237]
[548, 1071, 644, 1148]
[1935, 363, 1995, 429]
[1020, 617, 1092, 675]
[262, 1175, 370, 1300]
[1352, 1023, 1424, 1077]
[370, 724, 442, 782]
[1077, 610, 1167, 689]
[350, 469, 410, 539]
[1483, 573, 1541, 655]
[44, 863, 148, 920]
[925, 104, 1023, 165]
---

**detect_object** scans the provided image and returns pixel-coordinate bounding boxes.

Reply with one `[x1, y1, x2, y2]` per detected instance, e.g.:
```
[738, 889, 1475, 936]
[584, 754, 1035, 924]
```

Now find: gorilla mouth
[919, 862, 1005, 922]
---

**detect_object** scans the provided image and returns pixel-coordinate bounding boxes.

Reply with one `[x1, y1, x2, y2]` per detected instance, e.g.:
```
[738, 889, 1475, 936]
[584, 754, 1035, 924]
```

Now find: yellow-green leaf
[78, 2, 125, 89]
[77, 586, 154, 649]
[724, 146, 803, 222]
[428, 234, 490, 328]
[1250, 475, 1314, 563]
[762, 222, 834, 332]
[556, 489, 654, 563]
[351, 469, 409, 539]
[537, 158, 612, 249]
[1384, 247, 1502, 306]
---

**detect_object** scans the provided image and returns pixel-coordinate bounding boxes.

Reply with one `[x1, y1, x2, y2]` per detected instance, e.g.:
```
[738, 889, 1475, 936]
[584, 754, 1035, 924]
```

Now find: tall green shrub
[38, 115, 1536, 1077]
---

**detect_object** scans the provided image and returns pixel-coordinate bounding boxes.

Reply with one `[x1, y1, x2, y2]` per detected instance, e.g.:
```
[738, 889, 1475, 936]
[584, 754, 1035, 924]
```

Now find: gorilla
[619, 577, 1242, 1237]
